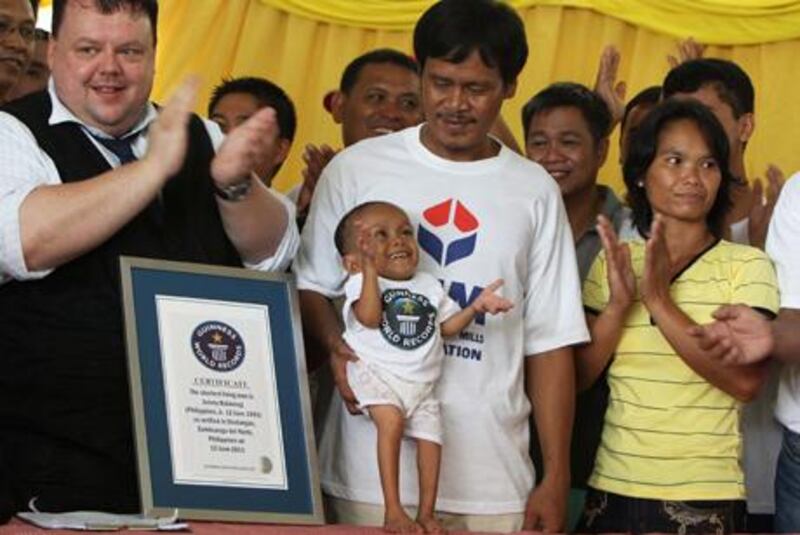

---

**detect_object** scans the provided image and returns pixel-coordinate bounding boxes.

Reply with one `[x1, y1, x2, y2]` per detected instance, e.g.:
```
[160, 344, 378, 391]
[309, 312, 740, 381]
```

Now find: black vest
[0, 91, 241, 513]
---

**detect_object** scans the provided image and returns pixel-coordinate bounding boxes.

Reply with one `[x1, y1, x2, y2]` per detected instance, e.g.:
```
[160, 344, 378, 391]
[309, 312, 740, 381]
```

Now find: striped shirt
[583, 239, 780, 500]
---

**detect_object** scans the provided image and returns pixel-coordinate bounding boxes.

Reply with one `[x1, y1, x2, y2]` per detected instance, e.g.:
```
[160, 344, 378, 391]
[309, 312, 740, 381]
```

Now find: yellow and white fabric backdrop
[92, 1, 800, 193]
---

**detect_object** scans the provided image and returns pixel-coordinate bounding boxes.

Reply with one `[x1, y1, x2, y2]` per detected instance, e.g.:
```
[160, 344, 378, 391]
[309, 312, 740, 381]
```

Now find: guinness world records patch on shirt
[342, 271, 461, 384]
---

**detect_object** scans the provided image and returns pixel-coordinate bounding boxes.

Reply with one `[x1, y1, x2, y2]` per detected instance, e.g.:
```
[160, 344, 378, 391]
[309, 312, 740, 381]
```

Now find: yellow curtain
[257, 0, 800, 44]
[154, 1, 800, 194]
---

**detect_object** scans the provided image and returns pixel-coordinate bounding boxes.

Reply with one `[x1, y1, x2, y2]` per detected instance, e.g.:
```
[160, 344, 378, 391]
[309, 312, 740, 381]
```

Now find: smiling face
[420, 49, 515, 162]
[49, 0, 155, 137]
[644, 118, 722, 228]
[344, 203, 419, 281]
[526, 105, 608, 198]
[0, 0, 35, 101]
[333, 62, 422, 147]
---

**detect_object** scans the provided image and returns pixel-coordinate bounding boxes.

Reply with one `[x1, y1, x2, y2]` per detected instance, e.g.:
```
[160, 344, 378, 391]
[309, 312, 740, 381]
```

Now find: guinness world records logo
[380, 288, 437, 350]
[191, 321, 245, 372]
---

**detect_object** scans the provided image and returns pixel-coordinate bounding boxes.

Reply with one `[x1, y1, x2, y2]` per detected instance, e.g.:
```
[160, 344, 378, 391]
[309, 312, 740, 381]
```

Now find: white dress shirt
[0, 80, 298, 284]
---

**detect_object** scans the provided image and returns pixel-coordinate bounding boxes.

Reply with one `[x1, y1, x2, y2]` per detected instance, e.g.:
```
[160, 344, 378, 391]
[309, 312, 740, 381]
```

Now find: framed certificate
[119, 256, 323, 524]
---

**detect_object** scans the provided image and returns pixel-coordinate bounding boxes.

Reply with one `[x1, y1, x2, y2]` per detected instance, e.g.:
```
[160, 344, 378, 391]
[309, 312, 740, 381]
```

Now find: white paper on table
[155, 295, 287, 490]
[17, 511, 188, 531]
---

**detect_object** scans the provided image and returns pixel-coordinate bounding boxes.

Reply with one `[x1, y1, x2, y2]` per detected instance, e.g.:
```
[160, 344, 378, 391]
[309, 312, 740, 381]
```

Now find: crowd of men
[1, 0, 799, 533]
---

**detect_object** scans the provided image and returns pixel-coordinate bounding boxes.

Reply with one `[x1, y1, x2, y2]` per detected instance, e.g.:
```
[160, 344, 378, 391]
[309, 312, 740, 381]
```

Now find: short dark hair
[624, 98, 734, 238]
[413, 0, 528, 87]
[339, 49, 419, 95]
[621, 85, 661, 133]
[521, 82, 612, 145]
[208, 77, 297, 142]
[662, 59, 754, 118]
[52, 0, 158, 45]
[334, 201, 405, 256]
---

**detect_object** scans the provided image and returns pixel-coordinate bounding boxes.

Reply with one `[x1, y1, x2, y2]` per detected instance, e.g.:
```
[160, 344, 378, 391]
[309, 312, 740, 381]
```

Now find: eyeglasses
[0, 17, 36, 45]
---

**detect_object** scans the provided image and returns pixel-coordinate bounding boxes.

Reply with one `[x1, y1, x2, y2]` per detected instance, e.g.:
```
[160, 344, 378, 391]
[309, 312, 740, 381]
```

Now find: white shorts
[347, 360, 442, 444]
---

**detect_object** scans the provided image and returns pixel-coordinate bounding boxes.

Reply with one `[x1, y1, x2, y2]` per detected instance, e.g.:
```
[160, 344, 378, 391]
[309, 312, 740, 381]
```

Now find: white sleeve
[200, 118, 299, 273]
[202, 118, 225, 151]
[242, 189, 300, 273]
[766, 173, 800, 309]
[0, 112, 59, 284]
[523, 188, 590, 355]
[341, 273, 363, 327]
[291, 154, 353, 297]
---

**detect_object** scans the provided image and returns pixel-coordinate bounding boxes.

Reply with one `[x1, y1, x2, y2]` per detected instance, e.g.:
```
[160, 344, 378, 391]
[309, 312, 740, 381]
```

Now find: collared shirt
[0, 79, 298, 284]
[574, 185, 631, 282]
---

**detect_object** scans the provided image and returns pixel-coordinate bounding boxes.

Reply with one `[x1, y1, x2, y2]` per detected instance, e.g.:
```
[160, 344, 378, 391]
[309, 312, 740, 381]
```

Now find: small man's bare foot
[417, 514, 446, 534]
[384, 508, 422, 533]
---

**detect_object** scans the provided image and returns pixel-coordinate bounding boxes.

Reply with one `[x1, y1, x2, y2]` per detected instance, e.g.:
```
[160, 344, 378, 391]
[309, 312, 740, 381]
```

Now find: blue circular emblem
[380, 288, 437, 350]
[191, 321, 245, 372]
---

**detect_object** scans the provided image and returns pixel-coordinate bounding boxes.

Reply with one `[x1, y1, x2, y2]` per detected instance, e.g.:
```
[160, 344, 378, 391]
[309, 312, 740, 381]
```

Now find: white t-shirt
[293, 124, 589, 514]
[343, 271, 461, 384]
[769, 173, 800, 434]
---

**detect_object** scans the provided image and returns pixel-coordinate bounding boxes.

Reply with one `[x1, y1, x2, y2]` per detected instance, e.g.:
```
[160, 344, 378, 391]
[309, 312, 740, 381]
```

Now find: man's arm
[773, 309, 800, 362]
[524, 347, 574, 533]
[20, 158, 171, 271]
[648, 298, 768, 401]
[594, 45, 626, 128]
[352, 266, 381, 328]
[299, 289, 360, 413]
[210, 107, 292, 265]
[691, 306, 800, 365]
[642, 218, 768, 402]
[19, 79, 199, 272]
[440, 279, 512, 337]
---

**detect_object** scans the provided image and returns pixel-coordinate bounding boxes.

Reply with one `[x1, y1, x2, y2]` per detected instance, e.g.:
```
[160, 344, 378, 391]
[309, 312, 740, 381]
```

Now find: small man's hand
[471, 279, 513, 315]
[353, 218, 379, 273]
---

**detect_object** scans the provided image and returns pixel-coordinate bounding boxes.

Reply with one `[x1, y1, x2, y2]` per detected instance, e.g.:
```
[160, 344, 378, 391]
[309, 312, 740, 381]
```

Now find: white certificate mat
[155, 295, 287, 490]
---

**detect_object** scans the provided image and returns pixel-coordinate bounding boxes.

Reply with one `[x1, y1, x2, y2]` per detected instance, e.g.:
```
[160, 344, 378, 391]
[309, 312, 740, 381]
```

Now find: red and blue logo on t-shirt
[418, 199, 479, 266]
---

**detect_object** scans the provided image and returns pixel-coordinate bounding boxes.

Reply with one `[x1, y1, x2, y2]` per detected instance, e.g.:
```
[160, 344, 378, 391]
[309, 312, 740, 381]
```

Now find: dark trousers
[776, 426, 800, 532]
[575, 488, 746, 534]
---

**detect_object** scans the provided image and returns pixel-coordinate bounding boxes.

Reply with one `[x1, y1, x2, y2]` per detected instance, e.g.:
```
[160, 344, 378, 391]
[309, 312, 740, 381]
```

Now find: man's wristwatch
[213, 175, 253, 202]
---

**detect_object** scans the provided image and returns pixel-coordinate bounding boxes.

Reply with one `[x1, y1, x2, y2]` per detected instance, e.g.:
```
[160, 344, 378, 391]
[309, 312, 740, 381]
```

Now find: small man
[335, 201, 512, 533]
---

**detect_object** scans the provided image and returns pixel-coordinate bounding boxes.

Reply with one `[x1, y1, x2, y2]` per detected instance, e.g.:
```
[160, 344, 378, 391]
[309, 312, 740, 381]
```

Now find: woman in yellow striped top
[574, 98, 779, 534]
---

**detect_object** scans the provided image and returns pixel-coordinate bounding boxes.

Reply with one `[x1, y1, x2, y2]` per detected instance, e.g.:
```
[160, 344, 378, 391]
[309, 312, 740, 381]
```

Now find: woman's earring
[637, 181, 644, 188]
